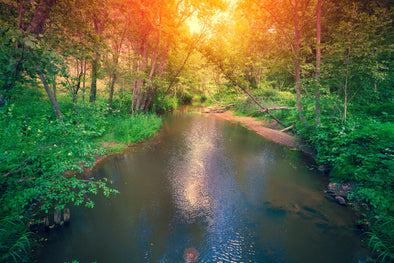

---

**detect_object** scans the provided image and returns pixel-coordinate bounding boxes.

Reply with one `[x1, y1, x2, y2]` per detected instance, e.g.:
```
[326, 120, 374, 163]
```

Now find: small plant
[366, 215, 394, 262]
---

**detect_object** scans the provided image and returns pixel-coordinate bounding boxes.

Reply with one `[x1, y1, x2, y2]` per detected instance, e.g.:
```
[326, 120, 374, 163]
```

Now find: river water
[38, 111, 370, 262]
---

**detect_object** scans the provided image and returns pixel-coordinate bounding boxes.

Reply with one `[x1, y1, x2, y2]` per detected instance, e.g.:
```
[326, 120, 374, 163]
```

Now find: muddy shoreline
[202, 110, 315, 157]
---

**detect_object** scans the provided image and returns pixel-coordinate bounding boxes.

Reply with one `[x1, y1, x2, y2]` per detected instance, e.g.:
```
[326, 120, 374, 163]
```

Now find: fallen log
[257, 107, 295, 113]
[280, 125, 294, 132]
[218, 66, 288, 128]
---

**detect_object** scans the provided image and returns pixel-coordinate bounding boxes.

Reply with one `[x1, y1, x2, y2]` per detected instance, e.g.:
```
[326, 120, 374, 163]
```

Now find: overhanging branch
[218, 65, 288, 127]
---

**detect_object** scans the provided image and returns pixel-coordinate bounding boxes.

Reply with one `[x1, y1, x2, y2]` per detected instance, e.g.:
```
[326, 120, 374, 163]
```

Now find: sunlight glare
[186, 0, 238, 34]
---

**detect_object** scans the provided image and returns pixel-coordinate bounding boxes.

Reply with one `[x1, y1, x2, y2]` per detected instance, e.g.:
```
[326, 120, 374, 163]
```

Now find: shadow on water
[37, 111, 371, 263]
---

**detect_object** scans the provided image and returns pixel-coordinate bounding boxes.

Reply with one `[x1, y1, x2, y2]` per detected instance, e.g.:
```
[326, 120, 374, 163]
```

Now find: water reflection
[38, 114, 370, 263]
[170, 118, 215, 223]
[168, 117, 271, 262]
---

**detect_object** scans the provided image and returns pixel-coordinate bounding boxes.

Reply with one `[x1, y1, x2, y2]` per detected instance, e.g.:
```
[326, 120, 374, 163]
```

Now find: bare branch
[281, 125, 294, 132]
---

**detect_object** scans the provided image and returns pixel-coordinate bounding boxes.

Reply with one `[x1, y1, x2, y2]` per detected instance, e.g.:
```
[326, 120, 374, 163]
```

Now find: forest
[0, 0, 392, 262]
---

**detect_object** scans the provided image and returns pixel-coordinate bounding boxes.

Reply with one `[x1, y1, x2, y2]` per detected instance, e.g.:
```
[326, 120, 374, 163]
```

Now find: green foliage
[0, 216, 32, 263]
[211, 88, 240, 105]
[0, 90, 163, 261]
[367, 215, 394, 263]
[153, 94, 180, 113]
[215, 76, 393, 261]
[102, 114, 162, 145]
[182, 92, 193, 104]
[294, 96, 394, 261]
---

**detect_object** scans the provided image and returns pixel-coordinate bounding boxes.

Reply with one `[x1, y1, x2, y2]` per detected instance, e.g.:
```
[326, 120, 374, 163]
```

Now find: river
[37, 111, 370, 262]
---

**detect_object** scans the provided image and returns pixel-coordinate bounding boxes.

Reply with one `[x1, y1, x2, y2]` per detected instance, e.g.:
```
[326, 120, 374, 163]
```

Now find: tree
[89, 7, 108, 103]
[315, 0, 322, 124]
[320, 2, 393, 122]
[9, 0, 63, 119]
[292, 0, 305, 121]
[0, 0, 59, 115]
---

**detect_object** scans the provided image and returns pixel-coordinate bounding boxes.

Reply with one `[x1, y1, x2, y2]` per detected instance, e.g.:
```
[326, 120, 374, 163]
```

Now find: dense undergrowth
[211, 84, 394, 262]
[0, 88, 162, 262]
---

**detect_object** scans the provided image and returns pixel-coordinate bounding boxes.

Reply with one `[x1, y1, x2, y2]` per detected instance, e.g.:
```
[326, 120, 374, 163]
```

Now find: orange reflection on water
[171, 119, 217, 221]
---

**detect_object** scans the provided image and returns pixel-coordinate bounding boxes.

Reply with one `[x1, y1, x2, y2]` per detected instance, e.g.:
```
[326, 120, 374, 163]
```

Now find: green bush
[0, 215, 32, 263]
[103, 114, 162, 144]
[0, 91, 164, 261]
[153, 94, 180, 113]
[182, 92, 193, 104]
[295, 100, 394, 261]
[111, 93, 134, 115]
[367, 215, 394, 263]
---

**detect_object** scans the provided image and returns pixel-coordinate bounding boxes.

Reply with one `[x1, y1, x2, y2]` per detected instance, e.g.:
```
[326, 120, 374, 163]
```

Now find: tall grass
[0, 216, 32, 263]
[367, 216, 394, 262]
[103, 114, 162, 145]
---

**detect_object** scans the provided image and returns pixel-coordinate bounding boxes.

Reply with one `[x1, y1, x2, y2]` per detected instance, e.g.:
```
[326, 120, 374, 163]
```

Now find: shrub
[0, 93, 162, 261]
[104, 114, 162, 144]
[153, 94, 180, 113]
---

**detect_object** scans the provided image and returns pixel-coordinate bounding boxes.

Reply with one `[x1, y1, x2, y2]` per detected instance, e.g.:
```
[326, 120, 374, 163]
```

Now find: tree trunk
[140, 88, 149, 112]
[73, 58, 83, 104]
[166, 47, 193, 93]
[38, 74, 62, 119]
[344, 45, 351, 122]
[143, 40, 169, 112]
[1, 0, 57, 94]
[90, 57, 99, 103]
[165, 31, 205, 94]
[158, 42, 169, 77]
[108, 73, 117, 109]
[89, 11, 107, 103]
[73, 80, 81, 104]
[132, 37, 148, 113]
[52, 75, 57, 100]
[26, 0, 57, 35]
[82, 58, 87, 101]
[315, 0, 322, 125]
[294, 0, 305, 122]
[149, 29, 161, 80]
[257, 58, 262, 87]
[108, 19, 127, 111]
[17, 0, 24, 30]
[139, 29, 161, 112]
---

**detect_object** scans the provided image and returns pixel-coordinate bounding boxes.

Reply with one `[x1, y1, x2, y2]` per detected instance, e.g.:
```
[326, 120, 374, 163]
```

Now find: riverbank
[0, 98, 163, 262]
[203, 109, 315, 156]
[202, 106, 394, 261]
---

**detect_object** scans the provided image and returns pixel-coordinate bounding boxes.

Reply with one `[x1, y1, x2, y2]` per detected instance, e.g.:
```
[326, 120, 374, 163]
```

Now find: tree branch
[218, 65, 287, 127]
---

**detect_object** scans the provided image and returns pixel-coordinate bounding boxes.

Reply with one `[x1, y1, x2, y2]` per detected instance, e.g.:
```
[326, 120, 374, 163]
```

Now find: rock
[318, 165, 330, 174]
[327, 182, 355, 198]
[335, 196, 347, 206]
[327, 182, 356, 206]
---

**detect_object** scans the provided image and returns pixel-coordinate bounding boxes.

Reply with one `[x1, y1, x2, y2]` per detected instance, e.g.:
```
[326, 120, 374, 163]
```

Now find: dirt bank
[204, 110, 315, 156]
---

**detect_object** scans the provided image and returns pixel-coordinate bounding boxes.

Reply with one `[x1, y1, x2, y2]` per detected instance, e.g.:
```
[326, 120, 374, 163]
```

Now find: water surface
[38, 113, 369, 262]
